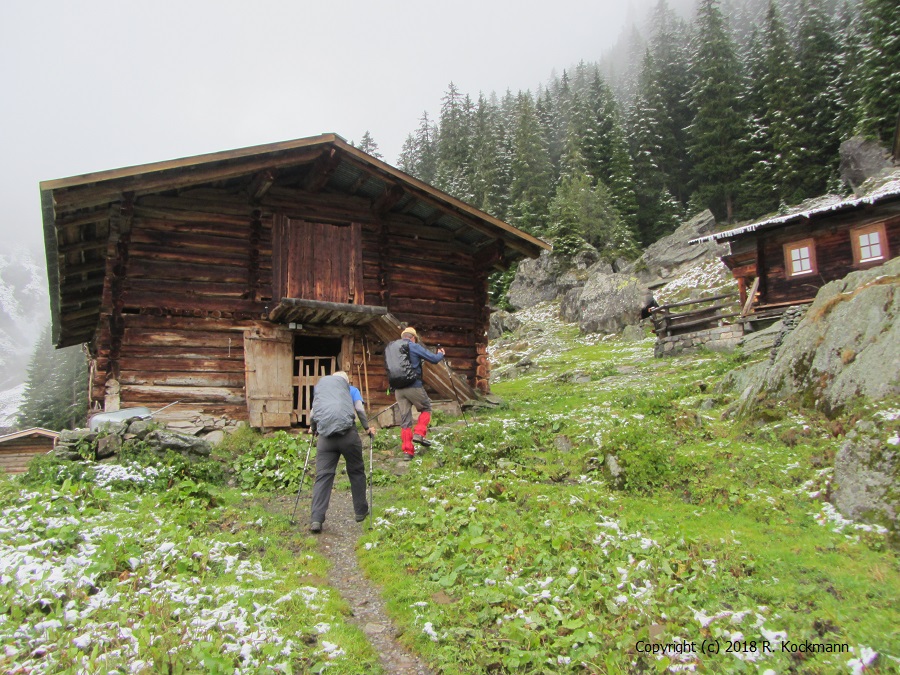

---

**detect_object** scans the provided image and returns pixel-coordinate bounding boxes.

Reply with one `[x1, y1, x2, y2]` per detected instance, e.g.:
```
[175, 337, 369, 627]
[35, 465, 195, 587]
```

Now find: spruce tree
[434, 83, 475, 201]
[508, 91, 553, 237]
[833, 2, 865, 144]
[686, 0, 749, 222]
[470, 93, 507, 218]
[400, 111, 438, 184]
[855, 0, 900, 146]
[356, 131, 383, 159]
[580, 73, 640, 231]
[17, 325, 89, 431]
[646, 0, 693, 206]
[795, 1, 842, 196]
[549, 173, 639, 260]
[739, 3, 808, 216]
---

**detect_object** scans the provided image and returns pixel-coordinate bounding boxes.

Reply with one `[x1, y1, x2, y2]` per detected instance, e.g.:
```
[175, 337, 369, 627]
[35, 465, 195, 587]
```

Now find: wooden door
[244, 326, 293, 428]
[272, 216, 363, 304]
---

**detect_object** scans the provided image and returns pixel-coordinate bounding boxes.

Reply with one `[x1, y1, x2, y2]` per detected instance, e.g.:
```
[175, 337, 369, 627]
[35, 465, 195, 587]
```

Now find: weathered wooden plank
[133, 206, 251, 226]
[126, 277, 249, 299]
[126, 258, 249, 283]
[130, 229, 250, 253]
[120, 384, 247, 404]
[119, 371, 245, 388]
[137, 194, 254, 217]
[119, 356, 245, 372]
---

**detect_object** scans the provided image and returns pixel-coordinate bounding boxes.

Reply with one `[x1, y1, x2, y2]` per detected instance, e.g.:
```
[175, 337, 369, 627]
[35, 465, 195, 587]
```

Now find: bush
[20, 454, 96, 487]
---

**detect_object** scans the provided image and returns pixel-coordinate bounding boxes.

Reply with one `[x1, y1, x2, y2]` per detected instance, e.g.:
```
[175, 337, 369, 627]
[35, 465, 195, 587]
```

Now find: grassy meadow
[1, 300, 898, 673]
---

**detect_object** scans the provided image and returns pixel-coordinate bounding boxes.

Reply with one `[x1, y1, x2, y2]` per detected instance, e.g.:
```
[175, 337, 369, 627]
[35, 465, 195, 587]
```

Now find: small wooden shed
[0, 428, 58, 473]
[40, 134, 549, 428]
[692, 177, 900, 321]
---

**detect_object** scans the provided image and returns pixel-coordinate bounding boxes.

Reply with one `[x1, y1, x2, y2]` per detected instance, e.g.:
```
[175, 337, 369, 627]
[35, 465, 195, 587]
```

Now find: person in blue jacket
[394, 327, 444, 460]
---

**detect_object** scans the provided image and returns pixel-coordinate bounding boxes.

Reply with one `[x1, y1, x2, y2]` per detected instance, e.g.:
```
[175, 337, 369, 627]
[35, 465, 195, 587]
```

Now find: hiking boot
[402, 452, 414, 461]
[413, 434, 432, 447]
[310, 521, 322, 533]
[355, 511, 369, 522]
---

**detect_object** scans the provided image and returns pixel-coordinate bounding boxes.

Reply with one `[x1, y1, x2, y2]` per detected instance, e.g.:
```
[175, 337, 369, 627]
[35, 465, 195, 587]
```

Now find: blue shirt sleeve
[408, 341, 444, 365]
[349, 386, 363, 404]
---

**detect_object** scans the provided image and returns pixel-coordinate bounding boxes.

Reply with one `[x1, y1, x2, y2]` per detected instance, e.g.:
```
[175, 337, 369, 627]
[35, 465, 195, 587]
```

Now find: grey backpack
[311, 375, 356, 436]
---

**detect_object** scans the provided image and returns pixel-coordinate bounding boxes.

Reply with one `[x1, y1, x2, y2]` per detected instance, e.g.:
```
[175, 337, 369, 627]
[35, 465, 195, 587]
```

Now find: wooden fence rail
[650, 292, 740, 339]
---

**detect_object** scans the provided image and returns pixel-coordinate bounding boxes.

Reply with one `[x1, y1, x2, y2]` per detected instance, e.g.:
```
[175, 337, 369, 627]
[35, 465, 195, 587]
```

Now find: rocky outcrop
[489, 310, 522, 340]
[839, 136, 895, 190]
[732, 257, 900, 416]
[560, 273, 648, 335]
[507, 248, 603, 310]
[621, 209, 728, 286]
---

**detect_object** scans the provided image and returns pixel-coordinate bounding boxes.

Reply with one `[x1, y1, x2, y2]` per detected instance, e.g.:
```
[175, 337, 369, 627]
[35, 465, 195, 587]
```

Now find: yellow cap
[401, 326, 418, 339]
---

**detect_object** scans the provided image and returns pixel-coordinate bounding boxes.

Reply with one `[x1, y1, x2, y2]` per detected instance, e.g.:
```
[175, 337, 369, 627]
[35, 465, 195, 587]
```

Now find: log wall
[92, 187, 494, 423]
[760, 215, 900, 305]
[0, 436, 56, 474]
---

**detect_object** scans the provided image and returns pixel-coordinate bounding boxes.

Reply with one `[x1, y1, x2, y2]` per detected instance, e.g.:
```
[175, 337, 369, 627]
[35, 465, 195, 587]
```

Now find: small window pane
[858, 231, 882, 261]
[791, 246, 811, 273]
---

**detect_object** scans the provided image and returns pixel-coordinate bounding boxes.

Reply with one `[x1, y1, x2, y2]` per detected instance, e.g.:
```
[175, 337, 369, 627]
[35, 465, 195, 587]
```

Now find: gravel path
[311, 486, 436, 675]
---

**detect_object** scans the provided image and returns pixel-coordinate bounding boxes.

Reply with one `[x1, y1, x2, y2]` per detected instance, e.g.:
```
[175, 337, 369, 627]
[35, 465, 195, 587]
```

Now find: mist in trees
[394, 0, 897, 254]
[17, 325, 89, 431]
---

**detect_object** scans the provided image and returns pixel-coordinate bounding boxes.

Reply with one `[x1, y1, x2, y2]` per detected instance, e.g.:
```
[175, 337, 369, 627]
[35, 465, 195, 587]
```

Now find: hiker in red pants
[386, 327, 444, 460]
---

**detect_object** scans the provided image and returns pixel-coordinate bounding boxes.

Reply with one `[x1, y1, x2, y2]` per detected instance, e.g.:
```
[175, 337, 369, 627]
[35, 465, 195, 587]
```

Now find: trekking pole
[367, 432, 374, 530]
[290, 432, 315, 525]
[439, 345, 469, 428]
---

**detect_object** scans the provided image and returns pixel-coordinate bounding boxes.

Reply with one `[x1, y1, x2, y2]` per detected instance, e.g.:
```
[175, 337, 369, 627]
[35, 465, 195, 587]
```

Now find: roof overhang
[40, 133, 550, 347]
[689, 178, 900, 245]
[268, 298, 388, 327]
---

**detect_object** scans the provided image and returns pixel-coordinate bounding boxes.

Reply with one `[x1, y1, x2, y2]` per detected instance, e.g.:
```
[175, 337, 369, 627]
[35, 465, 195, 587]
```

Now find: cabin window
[783, 239, 817, 277]
[851, 223, 889, 266]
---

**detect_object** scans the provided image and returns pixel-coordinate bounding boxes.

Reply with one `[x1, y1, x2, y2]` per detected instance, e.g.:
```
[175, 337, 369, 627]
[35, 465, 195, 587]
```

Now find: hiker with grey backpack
[384, 327, 444, 460]
[308, 371, 376, 533]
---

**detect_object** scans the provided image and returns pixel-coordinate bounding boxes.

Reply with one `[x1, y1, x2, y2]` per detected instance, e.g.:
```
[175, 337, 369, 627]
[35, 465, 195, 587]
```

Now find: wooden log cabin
[40, 134, 550, 429]
[691, 177, 900, 322]
[0, 428, 58, 474]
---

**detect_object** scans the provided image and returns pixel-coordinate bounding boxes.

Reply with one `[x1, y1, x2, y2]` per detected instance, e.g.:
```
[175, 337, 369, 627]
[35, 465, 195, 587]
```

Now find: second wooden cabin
[40, 134, 550, 429]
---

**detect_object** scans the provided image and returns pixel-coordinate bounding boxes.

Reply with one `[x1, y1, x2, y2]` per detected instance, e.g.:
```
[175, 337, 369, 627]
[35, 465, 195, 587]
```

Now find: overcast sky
[2, 0, 659, 260]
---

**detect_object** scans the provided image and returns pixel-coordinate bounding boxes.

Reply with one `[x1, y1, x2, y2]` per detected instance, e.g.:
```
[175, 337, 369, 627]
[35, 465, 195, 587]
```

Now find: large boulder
[489, 310, 522, 340]
[560, 273, 648, 334]
[839, 136, 895, 190]
[832, 421, 899, 536]
[622, 209, 728, 286]
[735, 257, 900, 416]
[508, 247, 603, 310]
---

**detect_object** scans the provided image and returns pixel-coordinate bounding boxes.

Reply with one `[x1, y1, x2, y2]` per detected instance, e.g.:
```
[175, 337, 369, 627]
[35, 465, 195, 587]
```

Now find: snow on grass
[0, 477, 346, 672]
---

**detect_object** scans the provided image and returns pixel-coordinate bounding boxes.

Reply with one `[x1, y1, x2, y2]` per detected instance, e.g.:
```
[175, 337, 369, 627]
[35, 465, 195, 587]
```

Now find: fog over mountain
[0, 248, 49, 427]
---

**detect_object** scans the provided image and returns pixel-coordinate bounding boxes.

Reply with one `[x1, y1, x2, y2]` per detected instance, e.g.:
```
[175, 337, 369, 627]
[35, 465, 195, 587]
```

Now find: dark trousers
[310, 428, 368, 524]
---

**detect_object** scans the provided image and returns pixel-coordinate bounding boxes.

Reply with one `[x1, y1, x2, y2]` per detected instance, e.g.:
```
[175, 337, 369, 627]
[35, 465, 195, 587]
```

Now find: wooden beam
[349, 173, 369, 195]
[372, 184, 406, 218]
[303, 147, 342, 193]
[249, 170, 276, 201]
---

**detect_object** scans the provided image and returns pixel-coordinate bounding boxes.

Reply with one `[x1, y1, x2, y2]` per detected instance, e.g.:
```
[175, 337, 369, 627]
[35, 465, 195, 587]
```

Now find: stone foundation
[655, 323, 744, 357]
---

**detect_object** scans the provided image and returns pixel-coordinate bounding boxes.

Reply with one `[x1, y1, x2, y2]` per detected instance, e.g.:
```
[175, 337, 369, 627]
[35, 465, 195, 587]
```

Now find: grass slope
[358, 302, 899, 674]
[0, 297, 897, 673]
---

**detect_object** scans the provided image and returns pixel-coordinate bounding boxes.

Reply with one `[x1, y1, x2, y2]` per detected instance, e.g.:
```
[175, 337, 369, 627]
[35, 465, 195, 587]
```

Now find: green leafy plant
[233, 431, 307, 491]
